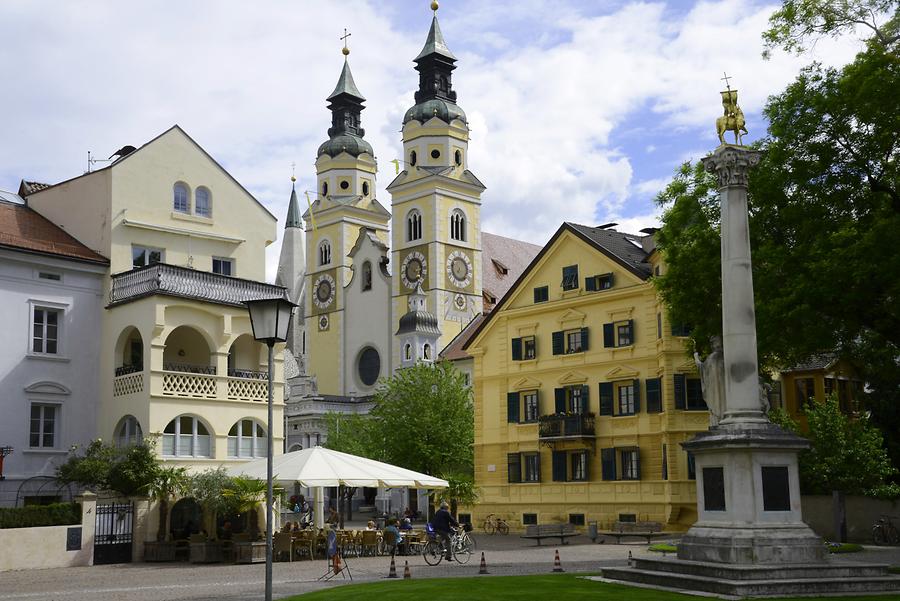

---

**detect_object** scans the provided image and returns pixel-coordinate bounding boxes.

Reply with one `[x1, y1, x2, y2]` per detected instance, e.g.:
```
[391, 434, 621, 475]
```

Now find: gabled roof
[18, 181, 51, 196]
[23, 125, 276, 221]
[385, 167, 485, 192]
[461, 222, 655, 351]
[0, 200, 108, 264]
[781, 353, 839, 373]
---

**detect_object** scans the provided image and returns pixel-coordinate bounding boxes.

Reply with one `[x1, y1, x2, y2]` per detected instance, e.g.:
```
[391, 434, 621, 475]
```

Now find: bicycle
[422, 525, 473, 565]
[872, 514, 900, 545]
[482, 513, 509, 535]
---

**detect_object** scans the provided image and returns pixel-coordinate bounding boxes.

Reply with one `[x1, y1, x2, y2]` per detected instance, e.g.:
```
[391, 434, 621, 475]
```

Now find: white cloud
[0, 1, 863, 281]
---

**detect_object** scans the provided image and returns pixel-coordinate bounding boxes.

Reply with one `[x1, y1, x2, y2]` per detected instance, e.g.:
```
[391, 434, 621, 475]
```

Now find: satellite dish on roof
[109, 145, 137, 160]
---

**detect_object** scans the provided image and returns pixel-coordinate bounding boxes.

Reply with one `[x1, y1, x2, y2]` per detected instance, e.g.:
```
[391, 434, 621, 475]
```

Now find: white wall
[0, 249, 105, 506]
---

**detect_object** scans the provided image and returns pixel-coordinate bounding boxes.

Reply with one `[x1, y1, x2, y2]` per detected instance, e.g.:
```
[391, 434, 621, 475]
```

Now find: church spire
[285, 177, 302, 229]
[317, 39, 374, 158]
[403, 2, 466, 125]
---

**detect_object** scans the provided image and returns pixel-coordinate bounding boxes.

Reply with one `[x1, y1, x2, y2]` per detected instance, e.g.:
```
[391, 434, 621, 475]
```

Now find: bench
[520, 524, 580, 546]
[597, 521, 665, 544]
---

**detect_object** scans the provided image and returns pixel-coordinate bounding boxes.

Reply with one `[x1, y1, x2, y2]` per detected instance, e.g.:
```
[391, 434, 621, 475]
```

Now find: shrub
[0, 503, 81, 529]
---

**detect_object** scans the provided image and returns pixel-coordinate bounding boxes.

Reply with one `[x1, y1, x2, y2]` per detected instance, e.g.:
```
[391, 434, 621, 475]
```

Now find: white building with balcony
[23, 126, 287, 471]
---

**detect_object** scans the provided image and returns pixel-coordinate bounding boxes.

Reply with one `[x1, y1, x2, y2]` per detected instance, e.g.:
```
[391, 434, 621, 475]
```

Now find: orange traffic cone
[478, 552, 489, 575]
[552, 549, 564, 573]
[387, 555, 398, 578]
[403, 560, 412, 579]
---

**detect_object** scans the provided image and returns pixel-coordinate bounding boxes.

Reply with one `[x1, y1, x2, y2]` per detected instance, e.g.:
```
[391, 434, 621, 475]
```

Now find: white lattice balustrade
[162, 372, 218, 398]
[114, 372, 144, 397]
[228, 377, 268, 401]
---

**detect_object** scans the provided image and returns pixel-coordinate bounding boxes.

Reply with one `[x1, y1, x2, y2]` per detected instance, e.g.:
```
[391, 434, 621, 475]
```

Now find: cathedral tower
[304, 45, 391, 395]
[388, 4, 485, 368]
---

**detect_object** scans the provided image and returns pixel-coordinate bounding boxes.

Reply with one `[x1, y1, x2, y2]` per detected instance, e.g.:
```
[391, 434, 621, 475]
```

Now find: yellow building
[776, 354, 863, 429]
[463, 222, 710, 530]
[24, 125, 286, 471]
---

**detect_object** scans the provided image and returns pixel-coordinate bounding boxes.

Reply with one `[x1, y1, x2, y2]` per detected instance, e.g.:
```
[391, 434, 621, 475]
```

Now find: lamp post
[245, 297, 295, 601]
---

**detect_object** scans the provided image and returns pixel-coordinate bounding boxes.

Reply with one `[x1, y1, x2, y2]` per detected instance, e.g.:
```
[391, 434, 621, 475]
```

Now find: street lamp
[245, 297, 295, 601]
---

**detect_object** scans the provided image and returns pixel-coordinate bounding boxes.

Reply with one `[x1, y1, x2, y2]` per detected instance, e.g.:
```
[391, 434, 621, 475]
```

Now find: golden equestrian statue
[716, 73, 748, 145]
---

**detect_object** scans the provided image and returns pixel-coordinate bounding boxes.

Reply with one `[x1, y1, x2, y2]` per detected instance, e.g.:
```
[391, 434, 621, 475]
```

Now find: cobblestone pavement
[2, 536, 899, 601]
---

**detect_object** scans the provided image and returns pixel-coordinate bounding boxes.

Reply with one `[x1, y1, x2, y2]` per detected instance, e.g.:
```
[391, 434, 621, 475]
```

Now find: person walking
[432, 501, 458, 561]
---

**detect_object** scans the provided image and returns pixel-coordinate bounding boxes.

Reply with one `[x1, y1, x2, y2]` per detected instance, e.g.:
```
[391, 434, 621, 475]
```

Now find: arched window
[162, 416, 210, 457]
[450, 209, 466, 242]
[407, 210, 422, 242]
[319, 241, 331, 266]
[115, 415, 143, 447]
[322, 181, 328, 196]
[195, 187, 212, 218]
[404, 343, 412, 361]
[228, 419, 266, 458]
[409, 150, 417, 166]
[173, 183, 189, 213]
[362, 261, 372, 291]
[455, 149, 462, 166]
[423, 344, 432, 361]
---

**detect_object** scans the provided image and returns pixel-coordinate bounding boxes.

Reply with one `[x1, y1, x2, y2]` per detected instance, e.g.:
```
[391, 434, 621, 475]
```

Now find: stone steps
[601, 559, 900, 597]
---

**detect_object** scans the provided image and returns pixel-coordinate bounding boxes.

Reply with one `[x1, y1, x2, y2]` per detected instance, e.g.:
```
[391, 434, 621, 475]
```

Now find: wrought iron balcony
[164, 362, 217, 375]
[227, 368, 268, 380]
[109, 263, 287, 308]
[539, 413, 596, 439]
[114, 364, 142, 377]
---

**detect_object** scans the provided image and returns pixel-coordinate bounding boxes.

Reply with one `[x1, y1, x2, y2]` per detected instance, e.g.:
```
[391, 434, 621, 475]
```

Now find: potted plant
[187, 468, 234, 563]
[223, 475, 268, 563]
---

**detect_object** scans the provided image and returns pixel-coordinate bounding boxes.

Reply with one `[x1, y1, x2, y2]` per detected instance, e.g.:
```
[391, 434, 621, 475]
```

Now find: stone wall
[802, 495, 900, 543]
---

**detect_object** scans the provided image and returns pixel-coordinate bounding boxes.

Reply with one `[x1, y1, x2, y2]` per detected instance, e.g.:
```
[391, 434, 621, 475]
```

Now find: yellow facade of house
[777, 356, 863, 430]
[27, 126, 285, 471]
[465, 224, 710, 530]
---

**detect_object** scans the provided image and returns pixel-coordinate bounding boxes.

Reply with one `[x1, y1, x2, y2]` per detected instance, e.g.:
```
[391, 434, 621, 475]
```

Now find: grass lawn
[283, 573, 900, 601]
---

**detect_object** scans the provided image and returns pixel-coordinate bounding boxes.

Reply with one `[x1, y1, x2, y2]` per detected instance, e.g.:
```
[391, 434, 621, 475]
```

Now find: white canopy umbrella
[226, 447, 448, 527]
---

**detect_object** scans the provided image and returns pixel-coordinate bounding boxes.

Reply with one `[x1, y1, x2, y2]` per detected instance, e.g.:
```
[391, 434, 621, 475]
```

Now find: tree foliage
[769, 396, 895, 494]
[188, 467, 238, 538]
[56, 438, 161, 497]
[324, 361, 475, 501]
[763, 0, 899, 58]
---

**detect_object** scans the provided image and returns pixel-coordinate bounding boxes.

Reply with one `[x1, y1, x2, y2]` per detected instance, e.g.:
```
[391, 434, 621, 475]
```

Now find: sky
[0, 0, 863, 282]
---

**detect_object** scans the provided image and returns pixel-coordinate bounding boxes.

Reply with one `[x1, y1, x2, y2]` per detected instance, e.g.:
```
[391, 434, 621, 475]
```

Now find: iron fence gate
[94, 502, 133, 564]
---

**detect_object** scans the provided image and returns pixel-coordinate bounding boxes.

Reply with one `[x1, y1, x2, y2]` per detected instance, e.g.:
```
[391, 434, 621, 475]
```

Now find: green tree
[441, 471, 479, 519]
[763, 0, 899, 58]
[56, 438, 161, 497]
[323, 412, 378, 459]
[148, 466, 189, 541]
[188, 468, 238, 539]
[769, 396, 895, 495]
[222, 475, 267, 539]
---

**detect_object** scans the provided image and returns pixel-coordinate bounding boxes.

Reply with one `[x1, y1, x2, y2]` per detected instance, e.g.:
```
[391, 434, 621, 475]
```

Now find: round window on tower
[455, 150, 462, 166]
[357, 347, 381, 386]
[410, 150, 417, 166]
[430, 149, 441, 160]
[362, 181, 370, 196]
[340, 180, 350, 190]
[322, 181, 328, 195]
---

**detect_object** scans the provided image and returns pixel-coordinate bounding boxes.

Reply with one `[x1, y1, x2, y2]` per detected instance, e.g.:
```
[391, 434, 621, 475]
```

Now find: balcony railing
[164, 362, 217, 375]
[115, 364, 143, 377]
[109, 263, 287, 308]
[539, 413, 596, 439]
[227, 368, 268, 380]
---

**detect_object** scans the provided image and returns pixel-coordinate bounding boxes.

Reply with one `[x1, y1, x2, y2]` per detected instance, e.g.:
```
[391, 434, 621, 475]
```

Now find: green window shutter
[507, 453, 522, 483]
[552, 451, 568, 482]
[511, 337, 522, 361]
[626, 319, 635, 344]
[581, 327, 590, 351]
[507, 392, 520, 423]
[633, 379, 641, 413]
[599, 382, 614, 416]
[536, 453, 542, 482]
[603, 323, 615, 347]
[585, 276, 597, 291]
[554, 388, 566, 414]
[646, 378, 662, 413]
[601, 448, 616, 481]
[635, 449, 642, 480]
[552, 331, 564, 355]
[581, 385, 590, 413]
[674, 374, 686, 410]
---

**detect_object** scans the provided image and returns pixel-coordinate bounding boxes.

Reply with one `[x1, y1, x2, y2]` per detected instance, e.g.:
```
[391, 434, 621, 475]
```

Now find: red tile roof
[0, 200, 108, 264]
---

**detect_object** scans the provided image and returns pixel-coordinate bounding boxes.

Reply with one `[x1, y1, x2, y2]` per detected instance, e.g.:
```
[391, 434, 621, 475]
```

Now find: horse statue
[716, 89, 748, 145]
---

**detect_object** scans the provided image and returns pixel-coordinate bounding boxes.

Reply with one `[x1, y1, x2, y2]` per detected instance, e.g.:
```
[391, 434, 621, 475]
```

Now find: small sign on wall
[487, 464, 496, 472]
[66, 527, 82, 551]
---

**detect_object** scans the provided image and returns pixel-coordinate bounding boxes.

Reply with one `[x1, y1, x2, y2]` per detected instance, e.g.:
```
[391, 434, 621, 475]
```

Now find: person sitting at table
[384, 518, 405, 556]
[326, 505, 340, 526]
[220, 520, 233, 540]
[366, 520, 377, 531]
[399, 517, 413, 531]
[282, 522, 293, 533]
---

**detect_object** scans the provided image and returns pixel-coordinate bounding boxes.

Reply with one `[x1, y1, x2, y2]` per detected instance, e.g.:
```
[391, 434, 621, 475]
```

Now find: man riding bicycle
[432, 501, 459, 561]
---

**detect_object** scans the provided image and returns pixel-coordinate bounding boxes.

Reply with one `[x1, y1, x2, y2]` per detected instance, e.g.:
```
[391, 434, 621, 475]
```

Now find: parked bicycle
[872, 514, 900, 545]
[482, 513, 509, 535]
[423, 524, 474, 565]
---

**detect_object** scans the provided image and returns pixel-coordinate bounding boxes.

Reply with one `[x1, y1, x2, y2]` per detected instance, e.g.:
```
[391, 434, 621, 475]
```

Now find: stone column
[701, 145, 766, 425]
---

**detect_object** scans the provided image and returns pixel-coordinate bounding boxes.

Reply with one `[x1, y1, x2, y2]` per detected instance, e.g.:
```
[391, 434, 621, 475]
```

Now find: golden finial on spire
[431, 1, 439, 12]
[340, 28, 351, 56]
[291, 162, 296, 183]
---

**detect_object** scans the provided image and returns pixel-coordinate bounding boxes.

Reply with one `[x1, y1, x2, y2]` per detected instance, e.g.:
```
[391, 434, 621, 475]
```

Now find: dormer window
[318, 241, 331, 266]
[492, 258, 509, 276]
[450, 209, 466, 242]
[173, 183, 189, 213]
[407, 210, 422, 242]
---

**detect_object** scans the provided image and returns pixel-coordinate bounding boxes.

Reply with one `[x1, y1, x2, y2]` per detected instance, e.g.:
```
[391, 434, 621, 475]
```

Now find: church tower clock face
[312, 273, 336, 309]
[446, 250, 473, 288]
[401, 251, 427, 289]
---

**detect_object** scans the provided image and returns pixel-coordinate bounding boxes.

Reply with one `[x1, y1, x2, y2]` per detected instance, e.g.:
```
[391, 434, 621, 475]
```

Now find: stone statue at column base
[694, 336, 725, 427]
